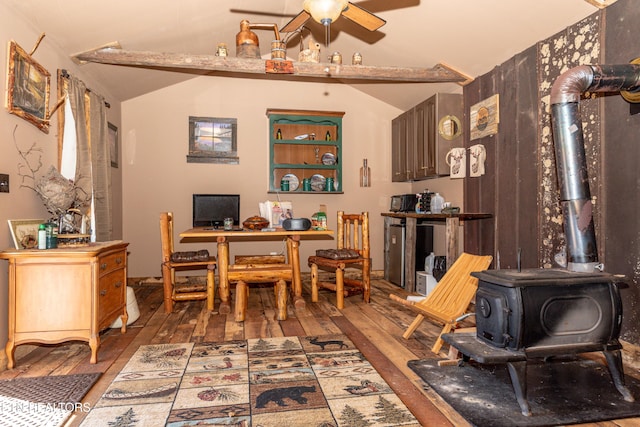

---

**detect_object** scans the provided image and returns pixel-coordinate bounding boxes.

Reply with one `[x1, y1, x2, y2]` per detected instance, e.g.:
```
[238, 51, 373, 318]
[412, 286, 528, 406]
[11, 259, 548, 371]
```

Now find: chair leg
[275, 279, 288, 321]
[206, 265, 216, 311]
[432, 323, 454, 354]
[362, 258, 371, 303]
[234, 281, 248, 322]
[161, 263, 174, 313]
[336, 267, 345, 309]
[402, 314, 426, 339]
[310, 263, 319, 302]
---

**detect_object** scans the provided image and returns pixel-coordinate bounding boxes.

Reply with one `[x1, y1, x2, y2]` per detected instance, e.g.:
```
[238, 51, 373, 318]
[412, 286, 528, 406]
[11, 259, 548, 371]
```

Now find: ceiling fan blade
[229, 8, 297, 18]
[281, 10, 311, 33]
[341, 2, 386, 31]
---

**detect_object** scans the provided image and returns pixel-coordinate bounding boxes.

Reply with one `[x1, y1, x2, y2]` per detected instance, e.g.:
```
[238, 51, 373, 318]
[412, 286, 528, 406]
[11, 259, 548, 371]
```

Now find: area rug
[0, 372, 101, 427]
[81, 335, 419, 426]
[409, 356, 640, 427]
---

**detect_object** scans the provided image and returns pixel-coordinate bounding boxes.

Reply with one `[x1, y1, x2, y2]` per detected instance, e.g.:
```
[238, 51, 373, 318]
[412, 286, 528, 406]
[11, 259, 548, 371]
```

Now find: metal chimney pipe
[550, 64, 640, 272]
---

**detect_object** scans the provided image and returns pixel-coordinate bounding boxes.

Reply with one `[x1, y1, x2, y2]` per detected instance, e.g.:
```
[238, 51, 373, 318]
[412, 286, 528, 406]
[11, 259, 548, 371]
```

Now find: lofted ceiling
[5, 0, 609, 111]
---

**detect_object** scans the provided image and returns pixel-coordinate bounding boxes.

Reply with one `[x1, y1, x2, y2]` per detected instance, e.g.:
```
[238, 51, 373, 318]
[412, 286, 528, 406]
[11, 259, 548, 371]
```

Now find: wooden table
[0, 241, 129, 368]
[381, 212, 492, 293]
[179, 228, 334, 312]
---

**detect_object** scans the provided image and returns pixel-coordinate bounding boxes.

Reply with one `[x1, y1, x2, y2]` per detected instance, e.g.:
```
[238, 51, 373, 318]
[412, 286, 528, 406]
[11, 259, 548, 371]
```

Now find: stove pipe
[551, 64, 640, 272]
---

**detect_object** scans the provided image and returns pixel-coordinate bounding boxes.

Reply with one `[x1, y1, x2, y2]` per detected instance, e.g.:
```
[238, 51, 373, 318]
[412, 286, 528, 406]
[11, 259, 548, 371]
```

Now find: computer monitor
[192, 194, 240, 227]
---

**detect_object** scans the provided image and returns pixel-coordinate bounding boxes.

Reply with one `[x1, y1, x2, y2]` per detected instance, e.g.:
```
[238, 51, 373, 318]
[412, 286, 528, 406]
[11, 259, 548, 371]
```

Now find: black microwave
[390, 194, 417, 212]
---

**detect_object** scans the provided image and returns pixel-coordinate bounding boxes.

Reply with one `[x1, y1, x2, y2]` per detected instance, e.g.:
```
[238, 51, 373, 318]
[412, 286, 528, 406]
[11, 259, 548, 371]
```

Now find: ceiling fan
[233, 0, 386, 47]
[281, 0, 386, 34]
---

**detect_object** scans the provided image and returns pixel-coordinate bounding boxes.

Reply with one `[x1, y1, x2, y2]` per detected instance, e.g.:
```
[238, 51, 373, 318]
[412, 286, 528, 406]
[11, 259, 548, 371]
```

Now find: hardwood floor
[1, 277, 637, 427]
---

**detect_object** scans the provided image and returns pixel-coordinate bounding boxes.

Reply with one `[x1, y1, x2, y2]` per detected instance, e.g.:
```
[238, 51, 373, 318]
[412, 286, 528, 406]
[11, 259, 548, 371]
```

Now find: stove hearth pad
[442, 331, 634, 416]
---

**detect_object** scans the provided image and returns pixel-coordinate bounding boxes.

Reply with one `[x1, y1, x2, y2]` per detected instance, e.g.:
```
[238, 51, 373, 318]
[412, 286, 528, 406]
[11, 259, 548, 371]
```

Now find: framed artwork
[8, 219, 45, 250]
[5, 41, 51, 133]
[187, 116, 239, 164]
[470, 94, 499, 141]
[108, 122, 118, 168]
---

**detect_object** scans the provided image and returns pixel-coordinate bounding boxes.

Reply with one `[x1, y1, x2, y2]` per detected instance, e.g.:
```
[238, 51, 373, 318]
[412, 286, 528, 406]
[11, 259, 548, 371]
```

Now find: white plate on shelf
[321, 152, 336, 165]
[310, 174, 326, 192]
[282, 173, 299, 191]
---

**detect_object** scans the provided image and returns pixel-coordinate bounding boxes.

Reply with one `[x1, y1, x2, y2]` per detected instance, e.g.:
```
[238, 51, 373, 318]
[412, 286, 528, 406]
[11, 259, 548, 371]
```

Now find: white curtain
[61, 76, 112, 241]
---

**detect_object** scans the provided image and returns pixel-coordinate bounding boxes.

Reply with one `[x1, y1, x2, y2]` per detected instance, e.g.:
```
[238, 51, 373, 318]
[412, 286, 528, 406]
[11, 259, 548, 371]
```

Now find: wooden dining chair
[389, 252, 493, 354]
[308, 211, 370, 309]
[160, 212, 216, 313]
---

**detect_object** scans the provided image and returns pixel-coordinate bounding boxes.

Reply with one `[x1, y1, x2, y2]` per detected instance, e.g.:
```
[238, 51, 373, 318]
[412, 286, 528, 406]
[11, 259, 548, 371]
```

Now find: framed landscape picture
[8, 219, 45, 249]
[5, 41, 51, 133]
[187, 116, 238, 164]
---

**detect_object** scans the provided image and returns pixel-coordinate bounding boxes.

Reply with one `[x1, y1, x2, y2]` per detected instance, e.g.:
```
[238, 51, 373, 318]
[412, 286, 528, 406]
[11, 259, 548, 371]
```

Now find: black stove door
[476, 286, 512, 347]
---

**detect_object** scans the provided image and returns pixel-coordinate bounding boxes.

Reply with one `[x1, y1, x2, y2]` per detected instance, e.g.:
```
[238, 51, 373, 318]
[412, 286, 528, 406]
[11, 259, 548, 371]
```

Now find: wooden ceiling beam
[72, 46, 470, 84]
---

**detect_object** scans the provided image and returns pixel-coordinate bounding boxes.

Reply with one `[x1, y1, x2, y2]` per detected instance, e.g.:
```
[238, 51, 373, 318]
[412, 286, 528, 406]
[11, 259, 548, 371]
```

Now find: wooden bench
[229, 257, 292, 322]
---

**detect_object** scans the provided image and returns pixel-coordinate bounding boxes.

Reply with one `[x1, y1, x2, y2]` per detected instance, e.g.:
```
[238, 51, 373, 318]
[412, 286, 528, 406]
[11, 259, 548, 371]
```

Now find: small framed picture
[187, 116, 238, 164]
[5, 41, 51, 133]
[108, 122, 118, 168]
[8, 219, 45, 250]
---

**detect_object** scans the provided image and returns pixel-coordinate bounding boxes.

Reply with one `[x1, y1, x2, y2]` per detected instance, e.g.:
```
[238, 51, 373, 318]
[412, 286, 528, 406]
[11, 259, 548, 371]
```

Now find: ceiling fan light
[303, 0, 348, 25]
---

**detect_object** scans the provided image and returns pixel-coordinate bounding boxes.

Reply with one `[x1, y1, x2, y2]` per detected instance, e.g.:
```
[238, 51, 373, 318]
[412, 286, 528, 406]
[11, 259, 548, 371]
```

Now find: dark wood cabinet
[392, 93, 463, 181]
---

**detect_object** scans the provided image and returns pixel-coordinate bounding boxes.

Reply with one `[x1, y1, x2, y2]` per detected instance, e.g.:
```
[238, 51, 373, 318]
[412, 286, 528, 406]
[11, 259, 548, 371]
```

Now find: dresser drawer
[98, 269, 126, 326]
[98, 250, 127, 276]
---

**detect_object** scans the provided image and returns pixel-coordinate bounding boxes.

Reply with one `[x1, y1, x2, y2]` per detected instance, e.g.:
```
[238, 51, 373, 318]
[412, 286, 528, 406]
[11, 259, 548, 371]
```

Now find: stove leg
[604, 349, 635, 402]
[507, 361, 531, 417]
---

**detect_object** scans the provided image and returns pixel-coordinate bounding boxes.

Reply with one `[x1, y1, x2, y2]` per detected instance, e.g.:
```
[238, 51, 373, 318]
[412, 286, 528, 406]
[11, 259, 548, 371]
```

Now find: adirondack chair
[390, 252, 493, 354]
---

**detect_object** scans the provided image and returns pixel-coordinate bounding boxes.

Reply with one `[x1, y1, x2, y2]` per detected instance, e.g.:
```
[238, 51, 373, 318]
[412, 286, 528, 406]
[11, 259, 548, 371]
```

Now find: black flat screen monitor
[192, 194, 240, 227]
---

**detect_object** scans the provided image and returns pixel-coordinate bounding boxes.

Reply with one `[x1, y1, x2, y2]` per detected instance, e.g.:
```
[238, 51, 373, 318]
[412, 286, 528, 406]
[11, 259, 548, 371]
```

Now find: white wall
[122, 76, 414, 276]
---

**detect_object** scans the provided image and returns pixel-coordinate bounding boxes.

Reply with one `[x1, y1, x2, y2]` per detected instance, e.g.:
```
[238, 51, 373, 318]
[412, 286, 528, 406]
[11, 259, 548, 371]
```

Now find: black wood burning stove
[443, 63, 640, 417]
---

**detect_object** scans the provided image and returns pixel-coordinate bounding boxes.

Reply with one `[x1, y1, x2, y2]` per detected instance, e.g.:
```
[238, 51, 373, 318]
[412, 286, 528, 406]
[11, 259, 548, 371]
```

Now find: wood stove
[443, 63, 640, 417]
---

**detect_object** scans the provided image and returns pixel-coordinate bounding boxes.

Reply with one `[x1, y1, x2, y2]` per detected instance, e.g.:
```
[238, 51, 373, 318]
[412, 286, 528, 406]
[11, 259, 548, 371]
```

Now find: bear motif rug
[81, 334, 419, 426]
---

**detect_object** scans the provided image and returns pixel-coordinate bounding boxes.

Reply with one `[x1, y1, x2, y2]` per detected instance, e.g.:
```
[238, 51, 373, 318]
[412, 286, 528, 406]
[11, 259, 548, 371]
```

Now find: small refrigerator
[387, 223, 434, 288]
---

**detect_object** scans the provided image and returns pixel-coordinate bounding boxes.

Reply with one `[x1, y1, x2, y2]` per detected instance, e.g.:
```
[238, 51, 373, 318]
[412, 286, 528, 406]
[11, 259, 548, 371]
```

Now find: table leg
[217, 237, 231, 314]
[445, 217, 460, 269]
[287, 236, 305, 309]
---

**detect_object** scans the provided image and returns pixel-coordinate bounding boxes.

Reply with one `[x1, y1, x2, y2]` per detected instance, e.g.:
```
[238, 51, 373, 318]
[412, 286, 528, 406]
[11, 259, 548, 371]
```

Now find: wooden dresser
[0, 240, 129, 368]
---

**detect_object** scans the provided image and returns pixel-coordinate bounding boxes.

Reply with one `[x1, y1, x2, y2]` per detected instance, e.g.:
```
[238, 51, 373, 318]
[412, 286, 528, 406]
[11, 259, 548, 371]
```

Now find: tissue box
[416, 271, 438, 296]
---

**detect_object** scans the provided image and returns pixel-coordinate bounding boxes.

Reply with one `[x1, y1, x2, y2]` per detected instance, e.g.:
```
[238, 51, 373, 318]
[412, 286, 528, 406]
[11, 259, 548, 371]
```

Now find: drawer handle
[100, 263, 108, 270]
[114, 281, 123, 288]
[100, 289, 107, 296]
[116, 257, 123, 264]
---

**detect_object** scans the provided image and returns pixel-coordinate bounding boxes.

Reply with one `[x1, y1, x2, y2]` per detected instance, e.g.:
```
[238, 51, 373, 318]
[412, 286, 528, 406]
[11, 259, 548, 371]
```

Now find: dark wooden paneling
[603, 0, 640, 343]
[464, 72, 496, 260]
[514, 46, 540, 269]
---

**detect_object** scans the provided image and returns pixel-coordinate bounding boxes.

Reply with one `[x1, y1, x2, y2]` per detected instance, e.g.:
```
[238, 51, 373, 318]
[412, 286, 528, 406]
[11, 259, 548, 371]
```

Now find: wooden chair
[389, 252, 493, 354]
[308, 211, 370, 309]
[228, 256, 292, 322]
[160, 212, 216, 313]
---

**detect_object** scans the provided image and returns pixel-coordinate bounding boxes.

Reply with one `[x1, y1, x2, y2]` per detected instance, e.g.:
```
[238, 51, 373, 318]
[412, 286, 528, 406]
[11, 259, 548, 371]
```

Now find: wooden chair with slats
[389, 252, 493, 354]
[308, 211, 371, 309]
[160, 212, 217, 313]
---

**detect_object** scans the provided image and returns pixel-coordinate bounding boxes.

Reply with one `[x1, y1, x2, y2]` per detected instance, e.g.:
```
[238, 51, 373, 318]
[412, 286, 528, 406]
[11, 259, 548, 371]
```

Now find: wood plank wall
[463, 0, 640, 343]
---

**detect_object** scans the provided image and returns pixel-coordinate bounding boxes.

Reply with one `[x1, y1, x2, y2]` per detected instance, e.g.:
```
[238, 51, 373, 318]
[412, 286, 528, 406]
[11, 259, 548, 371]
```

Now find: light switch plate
[0, 174, 9, 193]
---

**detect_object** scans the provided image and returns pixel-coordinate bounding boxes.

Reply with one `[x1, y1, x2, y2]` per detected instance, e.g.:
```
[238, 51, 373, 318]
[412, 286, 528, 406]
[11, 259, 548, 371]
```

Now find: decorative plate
[310, 174, 326, 192]
[321, 152, 336, 165]
[282, 173, 299, 191]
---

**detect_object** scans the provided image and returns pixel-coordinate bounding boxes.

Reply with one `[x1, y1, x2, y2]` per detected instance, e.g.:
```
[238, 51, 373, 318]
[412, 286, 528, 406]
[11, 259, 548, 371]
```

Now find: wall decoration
[8, 219, 45, 249]
[108, 122, 118, 168]
[445, 147, 466, 179]
[469, 144, 486, 177]
[470, 94, 499, 140]
[187, 116, 238, 164]
[5, 41, 51, 133]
